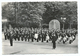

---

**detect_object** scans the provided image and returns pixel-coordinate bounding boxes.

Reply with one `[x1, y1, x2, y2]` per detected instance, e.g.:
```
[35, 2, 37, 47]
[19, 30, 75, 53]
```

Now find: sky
[1, 2, 8, 7]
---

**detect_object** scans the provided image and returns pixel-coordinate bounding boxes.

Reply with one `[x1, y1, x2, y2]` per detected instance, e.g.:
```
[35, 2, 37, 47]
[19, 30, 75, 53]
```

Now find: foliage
[2, 2, 77, 29]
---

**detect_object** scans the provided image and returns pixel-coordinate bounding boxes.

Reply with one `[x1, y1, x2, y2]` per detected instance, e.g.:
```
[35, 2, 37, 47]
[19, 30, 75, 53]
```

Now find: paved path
[2, 33, 78, 55]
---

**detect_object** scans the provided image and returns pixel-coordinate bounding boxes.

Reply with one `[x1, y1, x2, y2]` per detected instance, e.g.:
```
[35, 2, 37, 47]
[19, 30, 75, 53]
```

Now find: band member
[21, 31, 24, 41]
[4, 29, 7, 40]
[69, 31, 76, 44]
[62, 32, 66, 44]
[38, 32, 41, 41]
[31, 31, 34, 42]
[42, 31, 45, 42]
[27, 32, 30, 42]
[24, 31, 27, 41]
[7, 30, 10, 40]
[57, 32, 63, 43]
[34, 32, 38, 42]
[46, 32, 49, 43]
[18, 30, 21, 41]
[14, 30, 17, 41]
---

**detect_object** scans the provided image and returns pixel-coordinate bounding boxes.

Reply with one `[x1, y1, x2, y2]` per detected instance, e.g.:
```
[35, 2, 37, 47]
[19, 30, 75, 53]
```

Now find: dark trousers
[69, 40, 73, 44]
[42, 37, 44, 42]
[14, 37, 16, 41]
[46, 40, 48, 43]
[52, 41, 56, 49]
[10, 39, 13, 46]
[37, 38, 39, 42]
[31, 37, 34, 42]
[28, 38, 30, 42]
[8, 36, 10, 40]
[18, 37, 20, 41]
[25, 37, 27, 41]
[21, 37, 24, 41]
[63, 41, 65, 44]
[5, 35, 7, 40]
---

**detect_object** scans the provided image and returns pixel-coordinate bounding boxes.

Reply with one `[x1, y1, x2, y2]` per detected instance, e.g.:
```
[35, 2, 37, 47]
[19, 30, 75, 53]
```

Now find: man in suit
[9, 30, 13, 46]
[51, 31, 58, 49]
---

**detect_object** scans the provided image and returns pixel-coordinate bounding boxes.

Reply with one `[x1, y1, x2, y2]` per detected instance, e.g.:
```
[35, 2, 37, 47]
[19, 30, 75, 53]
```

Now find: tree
[42, 2, 77, 29]
[2, 2, 46, 27]
[2, 2, 77, 29]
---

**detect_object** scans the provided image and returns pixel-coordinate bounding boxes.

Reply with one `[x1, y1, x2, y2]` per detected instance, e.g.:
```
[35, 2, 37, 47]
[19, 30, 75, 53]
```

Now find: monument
[49, 19, 60, 32]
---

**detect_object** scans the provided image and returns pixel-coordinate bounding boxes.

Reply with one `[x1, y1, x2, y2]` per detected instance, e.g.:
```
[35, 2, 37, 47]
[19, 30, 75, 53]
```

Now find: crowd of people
[3, 27, 77, 49]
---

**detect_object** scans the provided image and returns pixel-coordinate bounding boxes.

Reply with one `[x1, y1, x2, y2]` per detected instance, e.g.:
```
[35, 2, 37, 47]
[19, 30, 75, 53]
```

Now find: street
[2, 33, 78, 55]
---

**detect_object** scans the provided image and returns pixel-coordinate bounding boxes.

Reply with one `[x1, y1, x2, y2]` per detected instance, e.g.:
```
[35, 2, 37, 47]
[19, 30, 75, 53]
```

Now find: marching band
[3, 27, 77, 48]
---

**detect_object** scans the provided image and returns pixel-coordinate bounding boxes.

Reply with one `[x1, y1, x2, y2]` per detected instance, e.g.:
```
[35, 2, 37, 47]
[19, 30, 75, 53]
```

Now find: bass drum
[34, 33, 38, 39]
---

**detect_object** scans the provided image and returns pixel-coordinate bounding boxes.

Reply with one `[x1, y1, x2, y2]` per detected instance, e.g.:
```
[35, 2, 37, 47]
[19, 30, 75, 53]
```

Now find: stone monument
[49, 19, 60, 32]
